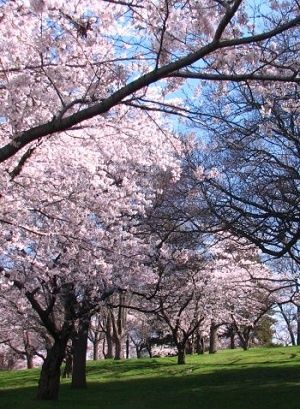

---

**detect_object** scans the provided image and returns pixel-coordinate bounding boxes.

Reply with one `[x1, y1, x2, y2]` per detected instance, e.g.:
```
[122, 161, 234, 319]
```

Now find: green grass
[1, 347, 300, 409]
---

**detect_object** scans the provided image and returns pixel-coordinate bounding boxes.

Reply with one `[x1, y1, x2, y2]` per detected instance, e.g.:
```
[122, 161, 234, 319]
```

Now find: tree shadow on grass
[1, 365, 300, 409]
[86, 357, 177, 381]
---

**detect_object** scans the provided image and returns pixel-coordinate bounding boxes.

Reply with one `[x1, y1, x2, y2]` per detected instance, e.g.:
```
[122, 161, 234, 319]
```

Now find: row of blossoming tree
[0, 0, 299, 401]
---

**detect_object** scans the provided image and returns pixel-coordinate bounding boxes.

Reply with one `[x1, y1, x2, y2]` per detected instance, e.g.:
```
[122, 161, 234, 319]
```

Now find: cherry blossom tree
[88, 312, 106, 360]
[0, 287, 48, 368]
[150, 245, 208, 364]
[0, 0, 299, 165]
[205, 237, 275, 350]
[0, 2, 298, 400]
[127, 312, 159, 358]
[137, 235, 275, 360]
[0, 106, 181, 399]
[271, 257, 300, 345]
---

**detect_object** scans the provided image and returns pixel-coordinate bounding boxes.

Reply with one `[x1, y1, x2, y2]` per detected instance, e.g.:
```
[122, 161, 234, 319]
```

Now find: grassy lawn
[1, 347, 300, 409]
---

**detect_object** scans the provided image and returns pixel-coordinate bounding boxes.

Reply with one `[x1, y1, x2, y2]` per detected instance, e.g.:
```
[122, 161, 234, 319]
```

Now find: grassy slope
[1, 347, 300, 409]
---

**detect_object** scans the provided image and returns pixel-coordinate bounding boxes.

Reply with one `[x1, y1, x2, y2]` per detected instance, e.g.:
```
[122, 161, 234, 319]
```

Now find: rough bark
[37, 339, 68, 400]
[177, 345, 186, 365]
[36, 282, 76, 400]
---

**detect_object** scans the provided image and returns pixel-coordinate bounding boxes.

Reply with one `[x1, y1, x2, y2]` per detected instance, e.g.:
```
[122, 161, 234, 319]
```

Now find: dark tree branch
[155, 0, 170, 70]
[3, 272, 58, 338]
[171, 71, 300, 83]
[0, 14, 299, 163]
[214, 0, 243, 41]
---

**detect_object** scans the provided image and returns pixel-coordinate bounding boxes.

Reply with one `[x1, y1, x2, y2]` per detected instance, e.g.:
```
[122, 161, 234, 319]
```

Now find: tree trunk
[209, 322, 218, 354]
[240, 338, 249, 351]
[278, 304, 296, 346]
[227, 326, 235, 349]
[278, 304, 300, 346]
[62, 350, 73, 379]
[295, 282, 300, 346]
[105, 336, 114, 358]
[236, 327, 250, 351]
[146, 343, 152, 358]
[93, 338, 100, 361]
[24, 332, 34, 369]
[185, 339, 194, 355]
[126, 336, 130, 359]
[112, 293, 127, 360]
[195, 331, 205, 354]
[230, 332, 235, 349]
[136, 346, 141, 358]
[71, 316, 90, 389]
[177, 346, 186, 365]
[37, 339, 67, 400]
[200, 337, 205, 354]
[26, 353, 34, 369]
[105, 315, 114, 359]
[114, 336, 123, 360]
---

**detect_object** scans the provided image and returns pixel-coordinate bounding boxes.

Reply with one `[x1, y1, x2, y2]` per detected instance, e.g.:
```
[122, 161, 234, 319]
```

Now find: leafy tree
[0, 107, 180, 399]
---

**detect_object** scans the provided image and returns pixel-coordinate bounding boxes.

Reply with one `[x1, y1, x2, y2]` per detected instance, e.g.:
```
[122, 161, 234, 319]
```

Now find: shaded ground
[1, 347, 300, 409]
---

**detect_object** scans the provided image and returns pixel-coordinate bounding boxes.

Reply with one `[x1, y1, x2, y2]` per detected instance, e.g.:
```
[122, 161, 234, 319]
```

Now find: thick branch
[214, 0, 243, 41]
[171, 71, 300, 83]
[0, 14, 299, 163]
[3, 273, 58, 338]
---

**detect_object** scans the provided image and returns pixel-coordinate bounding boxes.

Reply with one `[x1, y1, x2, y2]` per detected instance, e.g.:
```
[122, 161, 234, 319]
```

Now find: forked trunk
[240, 337, 249, 351]
[236, 327, 250, 351]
